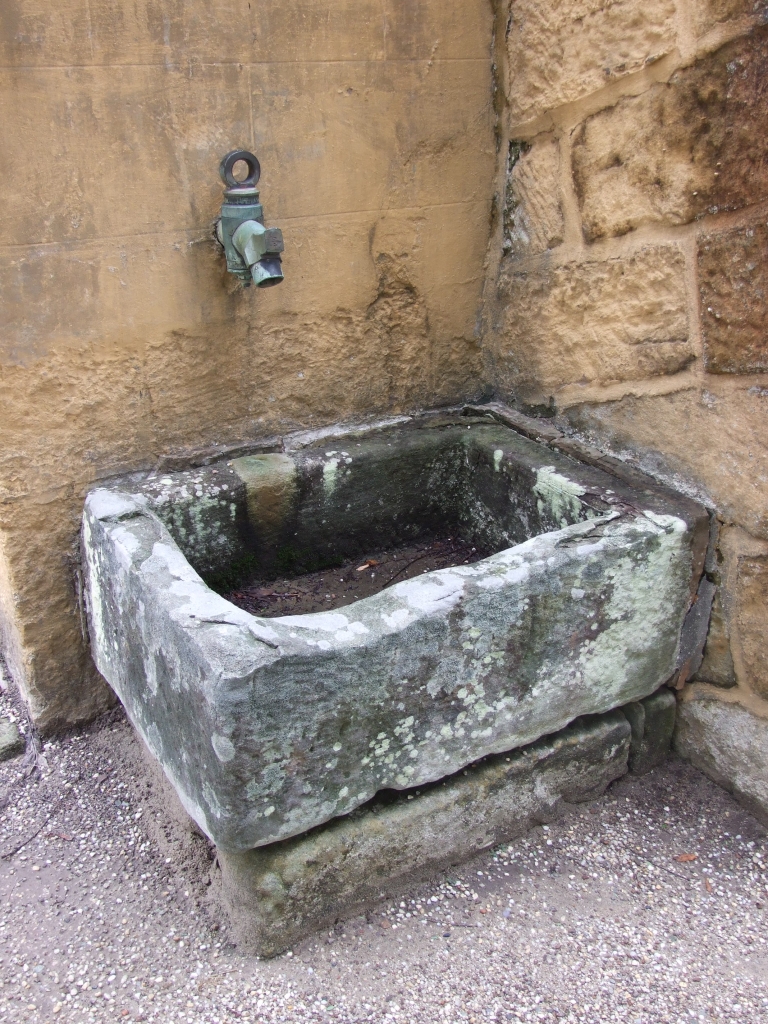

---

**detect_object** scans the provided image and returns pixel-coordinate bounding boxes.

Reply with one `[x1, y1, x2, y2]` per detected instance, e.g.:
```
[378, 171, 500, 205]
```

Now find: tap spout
[232, 220, 284, 288]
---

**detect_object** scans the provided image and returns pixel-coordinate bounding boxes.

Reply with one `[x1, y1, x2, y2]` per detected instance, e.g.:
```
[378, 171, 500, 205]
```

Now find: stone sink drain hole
[81, 407, 709, 954]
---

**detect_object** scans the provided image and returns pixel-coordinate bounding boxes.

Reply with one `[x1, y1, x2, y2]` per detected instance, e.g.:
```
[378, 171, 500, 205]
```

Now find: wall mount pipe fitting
[215, 150, 284, 287]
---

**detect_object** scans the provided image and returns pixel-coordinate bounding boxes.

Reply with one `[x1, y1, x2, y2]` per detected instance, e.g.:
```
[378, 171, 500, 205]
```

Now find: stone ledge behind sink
[81, 415, 707, 852]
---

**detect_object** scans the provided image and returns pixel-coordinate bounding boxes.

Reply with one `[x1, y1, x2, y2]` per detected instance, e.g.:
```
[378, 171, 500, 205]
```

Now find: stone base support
[219, 711, 631, 957]
[624, 688, 677, 775]
[675, 693, 768, 825]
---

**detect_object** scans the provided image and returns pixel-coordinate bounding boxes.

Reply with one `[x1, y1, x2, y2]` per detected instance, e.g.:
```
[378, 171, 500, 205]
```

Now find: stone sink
[81, 411, 707, 853]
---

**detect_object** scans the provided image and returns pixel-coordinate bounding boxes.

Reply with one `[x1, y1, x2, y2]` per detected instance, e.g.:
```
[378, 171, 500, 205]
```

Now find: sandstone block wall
[0, 0, 496, 729]
[486, 1, 768, 731]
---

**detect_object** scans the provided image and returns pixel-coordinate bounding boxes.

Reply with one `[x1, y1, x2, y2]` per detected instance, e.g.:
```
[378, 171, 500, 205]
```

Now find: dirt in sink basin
[224, 535, 490, 618]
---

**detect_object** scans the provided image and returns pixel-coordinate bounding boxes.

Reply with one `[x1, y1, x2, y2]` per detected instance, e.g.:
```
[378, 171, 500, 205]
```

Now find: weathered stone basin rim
[81, 408, 708, 852]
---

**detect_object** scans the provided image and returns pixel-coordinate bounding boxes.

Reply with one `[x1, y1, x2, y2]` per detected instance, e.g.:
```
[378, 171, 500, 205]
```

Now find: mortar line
[506, 51, 684, 140]
[681, 230, 704, 363]
[683, 682, 768, 720]
[558, 130, 583, 250]
[698, 373, 768, 393]
[553, 370, 700, 411]
[693, 198, 768, 235]
[694, 14, 763, 58]
[499, 195, 768, 280]
[674, 0, 698, 64]
[497, 222, 695, 278]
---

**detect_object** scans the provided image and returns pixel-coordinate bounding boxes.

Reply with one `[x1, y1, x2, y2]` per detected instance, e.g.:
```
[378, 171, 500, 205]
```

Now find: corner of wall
[484, 0, 768, 813]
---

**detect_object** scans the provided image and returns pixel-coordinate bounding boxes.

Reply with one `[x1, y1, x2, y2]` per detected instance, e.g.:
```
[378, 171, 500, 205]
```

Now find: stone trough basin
[82, 411, 706, 858]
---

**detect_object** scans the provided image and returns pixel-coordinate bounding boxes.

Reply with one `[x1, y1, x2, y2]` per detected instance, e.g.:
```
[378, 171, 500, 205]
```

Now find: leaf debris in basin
[223, 536, 489, 617]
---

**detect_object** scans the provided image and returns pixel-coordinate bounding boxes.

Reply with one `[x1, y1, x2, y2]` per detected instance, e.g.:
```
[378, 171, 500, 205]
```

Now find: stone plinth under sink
[81, 412, 707, 854]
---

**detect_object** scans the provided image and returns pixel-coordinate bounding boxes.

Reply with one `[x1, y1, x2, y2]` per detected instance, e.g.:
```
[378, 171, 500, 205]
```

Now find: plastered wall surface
[485, 0, 768, 771]
[0, 1, 496, 729]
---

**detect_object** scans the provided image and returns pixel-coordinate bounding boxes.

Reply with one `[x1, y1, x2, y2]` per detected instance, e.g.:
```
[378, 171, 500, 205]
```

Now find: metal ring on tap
[219, 150, 261, 189]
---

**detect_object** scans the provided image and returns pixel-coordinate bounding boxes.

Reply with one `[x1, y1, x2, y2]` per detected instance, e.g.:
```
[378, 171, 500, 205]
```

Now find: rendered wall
[485, 0, 768, 802]
[0, 1, 497, 729]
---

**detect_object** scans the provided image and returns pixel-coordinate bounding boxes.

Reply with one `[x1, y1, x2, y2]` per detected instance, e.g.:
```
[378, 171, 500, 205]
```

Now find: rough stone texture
[675, 695, 768, 824]
[735, 555, 768, 699]
[0, 0, 497, 730]
[694, 588, 737, 687]
[563, 384, 768, 543]
[505, 0, 678, 126]
[623, 687, 676, 774]
[82, 421, 703, 852]
[572, 29, 768, 240]
[0, 718, 22, 762]
[699, 218, 768, 374]
[219, 711, 632, 956]
[503, 138, 564, 260]
[496, 246, 694, 395]
[693, 0, 768, 35]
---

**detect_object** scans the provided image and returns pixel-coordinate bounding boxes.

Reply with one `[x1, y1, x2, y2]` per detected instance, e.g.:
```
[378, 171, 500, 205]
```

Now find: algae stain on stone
[533, 466, 586, 527]
[169, 495, 227, 558]
[579, 514, 688, 699]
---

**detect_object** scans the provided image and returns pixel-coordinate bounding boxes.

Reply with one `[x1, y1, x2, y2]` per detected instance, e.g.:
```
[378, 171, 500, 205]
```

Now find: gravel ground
[0, 697, 767, 1024]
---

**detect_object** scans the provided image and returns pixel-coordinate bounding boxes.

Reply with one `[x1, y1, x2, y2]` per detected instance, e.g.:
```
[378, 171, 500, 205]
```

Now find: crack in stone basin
[81, 415, 707, 853]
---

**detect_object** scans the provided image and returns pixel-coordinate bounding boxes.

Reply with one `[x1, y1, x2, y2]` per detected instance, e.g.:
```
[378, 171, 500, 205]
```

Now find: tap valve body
[216, 150, 284, 287]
